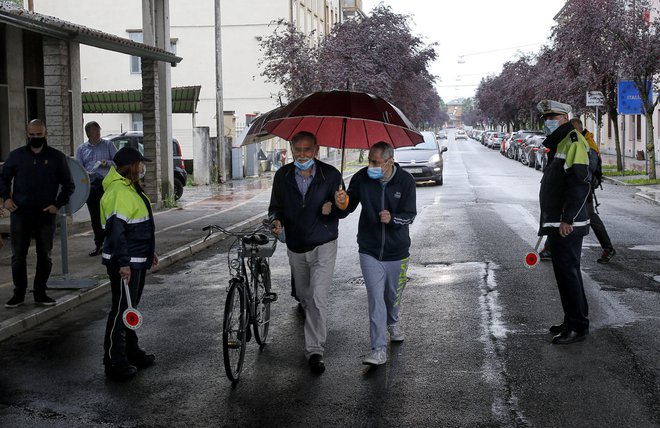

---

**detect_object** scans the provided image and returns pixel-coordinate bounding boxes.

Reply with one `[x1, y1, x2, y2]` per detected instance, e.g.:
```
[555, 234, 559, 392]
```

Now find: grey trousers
[359, 253, 410, 350]
[287, 240, 337, 358]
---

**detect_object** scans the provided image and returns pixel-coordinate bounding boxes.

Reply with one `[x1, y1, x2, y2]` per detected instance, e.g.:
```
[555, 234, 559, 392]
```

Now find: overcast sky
[360, 0, 566, 103]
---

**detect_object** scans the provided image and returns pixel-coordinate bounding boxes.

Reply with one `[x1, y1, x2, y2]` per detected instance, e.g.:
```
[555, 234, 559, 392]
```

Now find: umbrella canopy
[233, 105, 286, 148]
[260, 90, 423, 149]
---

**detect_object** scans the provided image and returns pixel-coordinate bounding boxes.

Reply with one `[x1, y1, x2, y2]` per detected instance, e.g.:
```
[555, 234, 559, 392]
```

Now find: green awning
[81, 86, 201, 114]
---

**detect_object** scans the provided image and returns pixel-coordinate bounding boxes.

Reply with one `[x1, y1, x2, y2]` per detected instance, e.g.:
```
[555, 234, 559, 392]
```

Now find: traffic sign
[586, 91, 604, 107]
[618, 80, 653, 115]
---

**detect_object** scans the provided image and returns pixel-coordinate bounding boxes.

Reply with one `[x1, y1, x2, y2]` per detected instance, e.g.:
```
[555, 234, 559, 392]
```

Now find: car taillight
[532, 147, 539, 152]
[544, 148, 550, 153]
[517, 139, 523, 142]
[180, 158, 185, 169]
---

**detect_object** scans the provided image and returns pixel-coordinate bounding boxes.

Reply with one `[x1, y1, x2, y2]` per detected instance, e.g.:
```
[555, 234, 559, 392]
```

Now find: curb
[0, 211, 267, 343]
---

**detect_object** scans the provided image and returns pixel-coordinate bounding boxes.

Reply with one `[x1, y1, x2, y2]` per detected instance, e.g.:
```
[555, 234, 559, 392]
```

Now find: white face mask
[139, 163, 146, 179]
[544, 119, 560, 135]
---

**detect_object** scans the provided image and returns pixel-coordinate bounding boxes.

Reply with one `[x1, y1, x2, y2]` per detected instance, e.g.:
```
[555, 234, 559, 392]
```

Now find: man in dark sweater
[269, 131, 347, 374]
[1, 119, 74, 308]
[336, 142, 416, 365]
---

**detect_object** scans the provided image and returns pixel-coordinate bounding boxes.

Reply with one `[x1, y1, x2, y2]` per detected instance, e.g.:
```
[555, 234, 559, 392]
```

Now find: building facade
[32, 0, 343, 160]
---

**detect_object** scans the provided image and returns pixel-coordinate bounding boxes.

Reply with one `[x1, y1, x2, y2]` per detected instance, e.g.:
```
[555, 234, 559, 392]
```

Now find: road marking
[629, 245, 660, 252]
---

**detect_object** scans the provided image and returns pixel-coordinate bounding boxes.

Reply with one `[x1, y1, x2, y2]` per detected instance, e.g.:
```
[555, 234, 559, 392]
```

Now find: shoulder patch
[570, 132, 578, 142]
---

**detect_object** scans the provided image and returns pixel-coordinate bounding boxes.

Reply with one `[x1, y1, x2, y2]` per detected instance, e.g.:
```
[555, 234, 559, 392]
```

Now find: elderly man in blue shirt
[76, 121, 117, 256]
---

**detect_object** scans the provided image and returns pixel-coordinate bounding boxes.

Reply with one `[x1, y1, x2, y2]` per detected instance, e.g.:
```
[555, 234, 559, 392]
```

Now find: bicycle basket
[252, 237, 277, 258]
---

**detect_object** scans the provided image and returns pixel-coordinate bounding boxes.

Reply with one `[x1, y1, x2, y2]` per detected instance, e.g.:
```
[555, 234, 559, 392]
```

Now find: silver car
[394, 131, 448, 185]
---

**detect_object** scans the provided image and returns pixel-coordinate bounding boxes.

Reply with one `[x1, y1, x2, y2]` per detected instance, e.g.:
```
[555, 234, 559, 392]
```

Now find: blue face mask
[544, 119, 560, 135]
[294, 158, 315, 170]
[367, 166, 384, 180]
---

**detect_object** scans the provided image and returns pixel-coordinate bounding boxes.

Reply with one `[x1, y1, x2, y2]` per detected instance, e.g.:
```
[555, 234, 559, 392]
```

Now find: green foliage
[622, 178, 660, 185]
[186, 175, 197, 186]
[602, 169, 643, 176]
[6, 0, 24, 6]
[162, 194, 178, 209]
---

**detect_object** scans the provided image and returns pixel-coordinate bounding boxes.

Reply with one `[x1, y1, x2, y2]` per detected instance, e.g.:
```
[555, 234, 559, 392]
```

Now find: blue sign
[618, 80, 653, 115]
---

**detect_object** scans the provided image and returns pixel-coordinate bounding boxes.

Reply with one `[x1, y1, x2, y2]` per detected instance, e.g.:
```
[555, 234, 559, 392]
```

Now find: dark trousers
[587, 195, 613, 251]
[547, 231, 589, 332]
[10, 210, 56, 297]
[103, 265, 147, 364]
[87, 181, 105, 247]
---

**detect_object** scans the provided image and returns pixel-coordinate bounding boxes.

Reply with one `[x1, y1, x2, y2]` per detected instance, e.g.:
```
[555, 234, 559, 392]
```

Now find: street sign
[586, 91, 604, 107]
[618, 80, 653, 115]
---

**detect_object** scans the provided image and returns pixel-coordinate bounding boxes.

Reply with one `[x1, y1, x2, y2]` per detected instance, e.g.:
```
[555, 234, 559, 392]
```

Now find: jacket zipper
[379, 182, 386, 260]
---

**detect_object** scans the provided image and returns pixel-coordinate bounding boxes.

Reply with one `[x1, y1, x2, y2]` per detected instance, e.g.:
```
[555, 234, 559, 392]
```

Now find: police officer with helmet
[537, 100, 592, 345]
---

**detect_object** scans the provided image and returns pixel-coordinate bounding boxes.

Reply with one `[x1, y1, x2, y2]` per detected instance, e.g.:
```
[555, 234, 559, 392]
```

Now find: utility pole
[214, 0, 228, 182]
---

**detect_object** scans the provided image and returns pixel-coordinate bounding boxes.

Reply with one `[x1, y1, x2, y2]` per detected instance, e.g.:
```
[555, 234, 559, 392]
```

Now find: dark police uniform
[539, 121, 592, 335]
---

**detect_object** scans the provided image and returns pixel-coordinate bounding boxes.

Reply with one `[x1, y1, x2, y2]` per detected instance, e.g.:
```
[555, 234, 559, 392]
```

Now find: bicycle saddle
[243, 234, 269, 246]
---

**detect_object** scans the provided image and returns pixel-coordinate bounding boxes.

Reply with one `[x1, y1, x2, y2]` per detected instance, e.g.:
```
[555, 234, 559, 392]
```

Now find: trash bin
[636, 150, 645, 161]
[260, 160, 271, 172]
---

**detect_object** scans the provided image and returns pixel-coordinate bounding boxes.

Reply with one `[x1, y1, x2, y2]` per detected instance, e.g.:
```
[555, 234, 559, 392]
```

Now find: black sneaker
[105, 362, 138, 380]
[34, 295, 56, 306]
[597, 248, 616, 264]
[128, 352, 156, 369]
[5, 295, 25, 308]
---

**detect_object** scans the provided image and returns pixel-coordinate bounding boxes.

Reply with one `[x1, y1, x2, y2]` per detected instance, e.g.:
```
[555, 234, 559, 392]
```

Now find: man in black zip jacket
[269, 131, 347, 374]
[336, 141, 416, 366]
[1, 119, 74, 308]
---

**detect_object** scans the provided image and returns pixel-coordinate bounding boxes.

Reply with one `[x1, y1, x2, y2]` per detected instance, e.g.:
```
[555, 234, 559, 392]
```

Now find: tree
[552, 0, 632, 171]
[259, 6, 445, 128]
[610, 0, 660, 178]
[257, 20, 320, 101]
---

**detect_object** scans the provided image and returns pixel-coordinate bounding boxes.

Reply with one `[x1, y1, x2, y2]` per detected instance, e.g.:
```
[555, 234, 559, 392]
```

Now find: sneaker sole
[4, 303, 24, 308]
[362, 359, 386, 366]
[390, 338, 404, 343]
[35, 302, 56, 306]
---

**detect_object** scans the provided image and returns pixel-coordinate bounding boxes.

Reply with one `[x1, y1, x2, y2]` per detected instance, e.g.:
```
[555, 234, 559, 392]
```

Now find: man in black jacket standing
[1, 119, 75, 308]
[269, 131, 347, 374]
[537, 100, 592, 345]
[336, 141, 416, 365]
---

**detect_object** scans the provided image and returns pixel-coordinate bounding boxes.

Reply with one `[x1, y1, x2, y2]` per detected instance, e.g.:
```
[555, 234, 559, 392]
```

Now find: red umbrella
[239, 90, 423, 177]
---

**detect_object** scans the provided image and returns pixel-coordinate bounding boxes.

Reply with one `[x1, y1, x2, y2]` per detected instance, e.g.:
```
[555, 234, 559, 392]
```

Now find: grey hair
[291, 131, 317, 146]
[370, 141, 394, 161]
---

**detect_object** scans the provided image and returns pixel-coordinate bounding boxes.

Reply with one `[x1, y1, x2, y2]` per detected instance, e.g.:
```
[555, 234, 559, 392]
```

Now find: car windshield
[398, 133, 436, 150]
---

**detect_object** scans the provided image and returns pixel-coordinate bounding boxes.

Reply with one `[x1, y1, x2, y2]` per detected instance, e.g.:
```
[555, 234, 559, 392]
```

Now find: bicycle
[203, 221, 278, 383]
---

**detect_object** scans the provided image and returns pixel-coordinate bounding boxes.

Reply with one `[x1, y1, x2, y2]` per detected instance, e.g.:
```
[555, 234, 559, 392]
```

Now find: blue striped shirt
[295, 165, 316, 196]
[75, 138, 117, 178]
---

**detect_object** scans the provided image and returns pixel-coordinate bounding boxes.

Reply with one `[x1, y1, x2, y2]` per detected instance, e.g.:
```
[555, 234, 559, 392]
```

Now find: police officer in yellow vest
[100, 147, 158, 379]
[537, 100, 592, 345]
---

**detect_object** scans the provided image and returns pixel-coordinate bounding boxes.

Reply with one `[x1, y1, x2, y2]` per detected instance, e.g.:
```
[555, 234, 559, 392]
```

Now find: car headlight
[429, 154, 440, 163]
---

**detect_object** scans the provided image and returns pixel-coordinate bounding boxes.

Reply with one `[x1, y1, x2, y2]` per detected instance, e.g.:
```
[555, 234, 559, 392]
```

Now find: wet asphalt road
[1, 131, 659, 427]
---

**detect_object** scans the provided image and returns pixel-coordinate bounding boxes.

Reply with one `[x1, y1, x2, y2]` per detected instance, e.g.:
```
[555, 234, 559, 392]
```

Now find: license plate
[407, 168, 423, 174]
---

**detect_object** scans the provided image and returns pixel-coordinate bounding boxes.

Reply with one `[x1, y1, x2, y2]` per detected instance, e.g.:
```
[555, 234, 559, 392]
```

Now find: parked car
[437, 130, 447, 140]
[455, 129, 468, 140]
[520, 135, 546, 168]
[534, 142, 550, 171]
[394, 131, 447, 185]
[104, 131, 187, 200]
[488, 132, 507, 150]
[507, 130, 544, 160]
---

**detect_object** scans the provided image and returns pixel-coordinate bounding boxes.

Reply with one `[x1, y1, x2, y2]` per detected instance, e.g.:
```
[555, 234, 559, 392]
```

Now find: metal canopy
[82, 86, 201, 114]
[0, 3, 182, 65]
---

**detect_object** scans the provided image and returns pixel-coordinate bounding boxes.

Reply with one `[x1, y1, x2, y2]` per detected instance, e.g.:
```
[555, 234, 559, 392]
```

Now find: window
[128, 31, 143, 74]
[636, 114, 642, 140]
[132, 112, 143, 132]
[169, 39, 177, 55]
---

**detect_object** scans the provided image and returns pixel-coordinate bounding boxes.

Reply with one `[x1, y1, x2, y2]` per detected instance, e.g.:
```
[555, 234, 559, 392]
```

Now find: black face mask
[28, 137, 46, 149]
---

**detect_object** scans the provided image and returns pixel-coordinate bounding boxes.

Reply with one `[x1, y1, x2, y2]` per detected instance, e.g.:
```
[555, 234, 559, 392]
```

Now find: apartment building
[32, 0, 343, 159]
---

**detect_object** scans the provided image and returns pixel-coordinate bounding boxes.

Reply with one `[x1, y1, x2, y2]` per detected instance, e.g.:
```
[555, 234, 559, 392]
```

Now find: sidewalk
[600, 152, 660, 206]
[0, 174, 275, 342]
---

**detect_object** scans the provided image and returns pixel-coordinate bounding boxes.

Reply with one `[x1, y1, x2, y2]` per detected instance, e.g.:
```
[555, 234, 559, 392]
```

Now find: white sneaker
[362, 348, 387, 366]
[388, 323, 405, 342]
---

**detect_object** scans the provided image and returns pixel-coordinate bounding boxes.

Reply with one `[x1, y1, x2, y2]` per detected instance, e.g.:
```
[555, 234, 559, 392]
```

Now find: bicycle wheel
[252, 260, 272, 346]
[223, 281, 247, 382]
